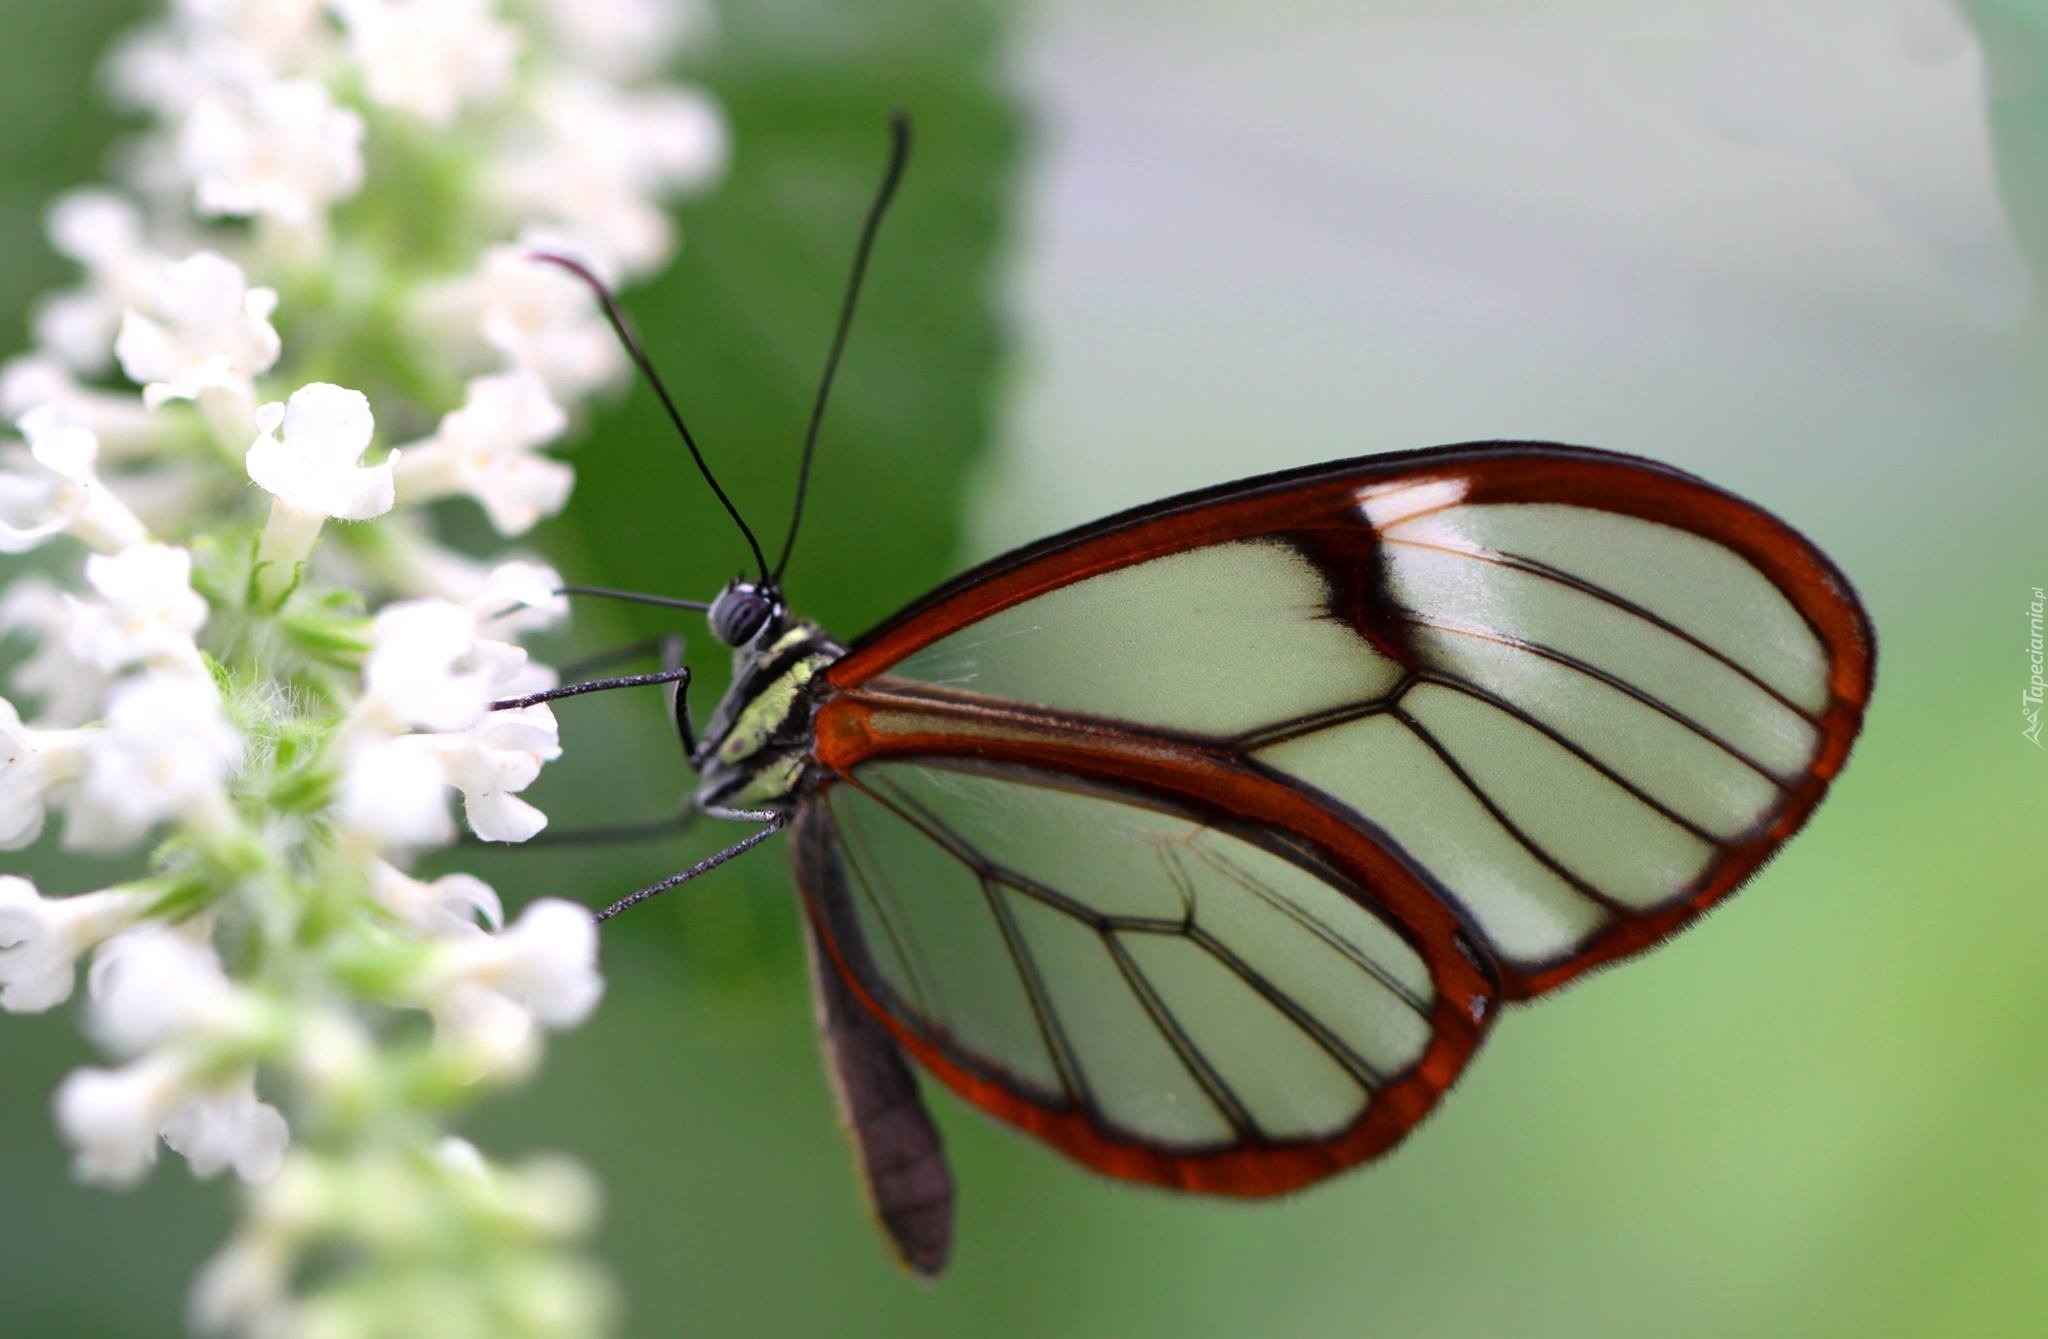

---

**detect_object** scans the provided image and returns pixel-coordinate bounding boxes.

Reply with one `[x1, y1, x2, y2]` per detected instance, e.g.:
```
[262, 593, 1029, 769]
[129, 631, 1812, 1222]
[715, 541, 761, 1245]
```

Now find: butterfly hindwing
[792, 759, 1492, 1195]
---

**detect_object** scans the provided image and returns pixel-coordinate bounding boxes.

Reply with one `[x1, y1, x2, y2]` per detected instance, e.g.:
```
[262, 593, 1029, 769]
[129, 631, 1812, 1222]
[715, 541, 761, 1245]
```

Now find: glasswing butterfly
[504, 115, 1875, 1278]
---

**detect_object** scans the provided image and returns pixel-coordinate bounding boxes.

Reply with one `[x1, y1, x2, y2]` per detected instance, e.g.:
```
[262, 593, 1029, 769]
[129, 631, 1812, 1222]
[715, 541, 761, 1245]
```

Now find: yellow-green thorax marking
[694, 620, 845, 813]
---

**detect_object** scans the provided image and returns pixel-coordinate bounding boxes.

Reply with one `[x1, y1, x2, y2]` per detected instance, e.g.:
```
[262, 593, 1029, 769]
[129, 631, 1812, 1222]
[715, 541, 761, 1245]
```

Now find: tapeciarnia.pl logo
[2027, 586, 2045, 748]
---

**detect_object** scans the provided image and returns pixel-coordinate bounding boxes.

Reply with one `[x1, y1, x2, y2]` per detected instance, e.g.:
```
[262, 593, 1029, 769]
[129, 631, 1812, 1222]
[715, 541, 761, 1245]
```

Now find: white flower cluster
[0, 0, 722, 1333]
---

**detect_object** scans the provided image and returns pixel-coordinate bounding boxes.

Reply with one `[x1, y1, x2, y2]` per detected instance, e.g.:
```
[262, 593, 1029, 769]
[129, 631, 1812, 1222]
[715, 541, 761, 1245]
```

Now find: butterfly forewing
[794, 441, 1872, 1190]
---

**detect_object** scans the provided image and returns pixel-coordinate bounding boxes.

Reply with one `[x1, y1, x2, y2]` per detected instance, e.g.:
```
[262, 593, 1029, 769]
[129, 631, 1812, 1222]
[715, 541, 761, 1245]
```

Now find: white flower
[188, 1225, 293, 1338]
[369, 859, 503, 936]
[56, 1055, 289, 1188]
[246, 383, 393, 520]
[393, 372, 572, 535]
[470, 898, 601, 1026]
[432, 704, 561, 842]
[87, 926, 245, 1055]
[336, 701, 560, 848]
[287, 1009, 377, 1113]
[161, 1071, 290, 1181]
[435, 1134, 489, 1178]
[0, 697, 93, 848]
[180, 77, 365, 227]
[430, 981, 541, 1080]
[362, 598, 524, 732]
[335, 733, 456, 849]
[64, 543, 209, 675]
[33, 191, 160, 375]
[114, 249, 280, 412]
[0, 354, 167, 457]
[535, 0, 711, 83]
[467, 559, 569, 640]
[0, 406, 148, 553]
[178, 0, 329, 71]
[63, 672, 240, 852]
[0, 579, 113, 726]
[415, 238, 625, 399]
[429, 897, 602, 1028]
[54, 1052, 187, 1187]
[0, 877, 149, 1013]
[489, 76, 726, 276]
[335, 0, 521, 127]
[103, 23, 219, 119]
[105, 3, 327, 118]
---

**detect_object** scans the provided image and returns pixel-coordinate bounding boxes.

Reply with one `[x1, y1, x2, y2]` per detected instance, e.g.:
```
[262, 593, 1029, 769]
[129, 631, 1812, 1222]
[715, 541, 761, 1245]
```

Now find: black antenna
[769, 112, 912, 584]
[555, 584, 713, 614]
[530, 252, 770, 581]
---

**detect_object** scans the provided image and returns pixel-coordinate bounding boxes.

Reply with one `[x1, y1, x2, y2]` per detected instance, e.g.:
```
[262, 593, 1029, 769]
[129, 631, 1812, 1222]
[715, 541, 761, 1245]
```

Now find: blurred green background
[4, 0, 2047, 1335]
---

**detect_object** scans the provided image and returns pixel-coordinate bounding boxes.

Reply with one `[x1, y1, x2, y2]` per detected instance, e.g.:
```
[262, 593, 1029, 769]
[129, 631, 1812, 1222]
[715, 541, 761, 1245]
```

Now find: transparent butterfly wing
[793, 761, 1489, 1193]
[795, 442, 1872, 1187]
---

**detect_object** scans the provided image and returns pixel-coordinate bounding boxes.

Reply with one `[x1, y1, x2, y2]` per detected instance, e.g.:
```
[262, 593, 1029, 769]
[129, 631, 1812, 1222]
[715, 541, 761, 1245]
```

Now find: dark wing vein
[1183, 844, 1432, 1018]
[1416, 676, 1729, 845]
[1101, 930, 1256, 1140]
[977, 872, 1093, 1110]
[1227, 672, 1410, 751]
[1389, 706, 1630, 917]
[832, 792, 942, 1020]
[1383, 534, 1821, 725]
[1397, 614, 1790, 787]
[1182, 924, 1388, 1090]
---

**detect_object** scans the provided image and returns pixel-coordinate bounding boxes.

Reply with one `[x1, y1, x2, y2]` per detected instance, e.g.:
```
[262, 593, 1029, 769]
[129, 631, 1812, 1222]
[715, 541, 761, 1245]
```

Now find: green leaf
[503, 0, 1025, 979]
[549, 4, 1021, 642]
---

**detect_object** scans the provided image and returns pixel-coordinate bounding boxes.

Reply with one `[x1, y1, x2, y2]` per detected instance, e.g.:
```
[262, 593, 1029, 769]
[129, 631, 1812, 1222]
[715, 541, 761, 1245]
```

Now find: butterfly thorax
[693, 618, 845, 813]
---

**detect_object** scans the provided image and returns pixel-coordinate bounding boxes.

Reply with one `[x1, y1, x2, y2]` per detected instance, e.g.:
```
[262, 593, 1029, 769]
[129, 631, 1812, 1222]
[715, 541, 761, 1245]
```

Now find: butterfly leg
[593, 810, 787, 922]
[670, 649, 700, 759]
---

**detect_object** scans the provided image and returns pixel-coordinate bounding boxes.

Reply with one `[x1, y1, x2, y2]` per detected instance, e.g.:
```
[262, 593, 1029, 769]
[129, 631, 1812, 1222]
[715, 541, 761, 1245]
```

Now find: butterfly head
[707, 578, 785, 647]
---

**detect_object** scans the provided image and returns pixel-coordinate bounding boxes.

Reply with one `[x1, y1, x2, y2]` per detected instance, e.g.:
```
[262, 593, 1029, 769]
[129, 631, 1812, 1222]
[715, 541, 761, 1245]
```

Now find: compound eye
[708, 585, 774, 645]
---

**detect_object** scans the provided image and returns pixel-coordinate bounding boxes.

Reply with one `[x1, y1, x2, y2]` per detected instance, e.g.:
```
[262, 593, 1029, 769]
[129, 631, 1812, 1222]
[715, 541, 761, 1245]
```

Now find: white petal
[246, 383, 393, 521]
[469, 560, 568, 638]
[336, 0, 522, 126]
[0, 702, 90, 854]
[365, 598, 495, 730]
[47, 189, 146, 268]
[114, 250, 280, 409]
[0, 579, 111, 725]
[336, 734, 455, 849]
[54, 1054, 184, 1187]
[488, 898, 602, 1027]
[66, 543, 208, 672]
[463, 788, 547, 844]
[431, 982, 539, 1081]
[279, 381, 374, 459]
[188, 1232, 292, 1337]
[181, 79, 365, 225]
[87, 926, 235, 1054]
[64, 674, 239, 852]
[161, 1078, 290, 1182]
[369, 860, 502, 934]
